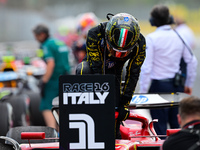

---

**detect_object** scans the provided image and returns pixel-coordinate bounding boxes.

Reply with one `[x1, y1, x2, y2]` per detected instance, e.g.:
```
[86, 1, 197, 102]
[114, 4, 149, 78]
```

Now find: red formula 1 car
[0, 93, 187, 150]
[2, 111, 162, 150]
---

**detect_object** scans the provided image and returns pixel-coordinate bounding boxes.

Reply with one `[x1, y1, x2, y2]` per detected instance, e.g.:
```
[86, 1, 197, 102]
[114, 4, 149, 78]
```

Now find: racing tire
[0, 102, 13, 137]
[6, 94, 27, 127]
[26, 91, 46, 126]
[0, 143, 14, 150]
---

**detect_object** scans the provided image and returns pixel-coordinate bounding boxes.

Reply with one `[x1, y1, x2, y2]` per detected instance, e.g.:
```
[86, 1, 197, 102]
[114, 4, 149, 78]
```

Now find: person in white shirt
[139, 5, 198, 138]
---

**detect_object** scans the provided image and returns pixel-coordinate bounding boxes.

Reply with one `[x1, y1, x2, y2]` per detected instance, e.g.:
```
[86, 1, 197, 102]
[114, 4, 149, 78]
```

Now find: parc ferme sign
[59, 75, 116, 150]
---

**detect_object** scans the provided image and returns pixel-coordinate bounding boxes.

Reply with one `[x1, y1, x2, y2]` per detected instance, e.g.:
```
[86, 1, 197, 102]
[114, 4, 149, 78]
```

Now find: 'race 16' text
[63, 82, 110, 105]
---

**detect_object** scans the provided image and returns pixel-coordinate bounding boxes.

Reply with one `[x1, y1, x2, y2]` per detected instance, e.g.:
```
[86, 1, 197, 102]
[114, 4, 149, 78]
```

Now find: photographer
[162, 96, 200, 150]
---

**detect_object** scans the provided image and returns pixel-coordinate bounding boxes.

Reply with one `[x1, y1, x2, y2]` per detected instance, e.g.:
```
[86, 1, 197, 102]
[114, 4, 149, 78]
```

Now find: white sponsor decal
[69, 114, 105, 149]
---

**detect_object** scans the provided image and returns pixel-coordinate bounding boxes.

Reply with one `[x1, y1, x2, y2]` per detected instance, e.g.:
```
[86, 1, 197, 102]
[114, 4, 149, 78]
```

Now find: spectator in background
[72, 12, 99, 63]
[139, 5, 198, 138]
[162, 96, 200, 150]
[33, 24, 71, 129]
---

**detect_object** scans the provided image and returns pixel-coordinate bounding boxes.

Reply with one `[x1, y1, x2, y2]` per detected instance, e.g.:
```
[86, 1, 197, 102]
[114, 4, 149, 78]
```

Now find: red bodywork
[19, 112, 173, 150]
[115, 112, 164, 150]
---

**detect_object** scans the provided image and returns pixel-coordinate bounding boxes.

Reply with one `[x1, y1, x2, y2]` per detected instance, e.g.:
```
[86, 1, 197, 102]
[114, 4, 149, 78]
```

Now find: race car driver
[76, 13, 146, 138]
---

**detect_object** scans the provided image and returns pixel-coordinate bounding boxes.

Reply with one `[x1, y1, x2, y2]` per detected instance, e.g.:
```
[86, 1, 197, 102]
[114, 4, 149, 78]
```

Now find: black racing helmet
[105, 13, 140, 58]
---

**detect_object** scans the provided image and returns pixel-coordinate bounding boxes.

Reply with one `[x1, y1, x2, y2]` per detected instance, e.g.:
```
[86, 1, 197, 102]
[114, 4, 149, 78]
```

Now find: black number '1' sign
[59, 75, 116, 150]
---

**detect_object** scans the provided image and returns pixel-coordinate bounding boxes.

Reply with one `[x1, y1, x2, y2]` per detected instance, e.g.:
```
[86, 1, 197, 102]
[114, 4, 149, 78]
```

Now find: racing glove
[117, 106, 130, 121]
[117, 95, 131, 121]
[39, 79, 46, 97]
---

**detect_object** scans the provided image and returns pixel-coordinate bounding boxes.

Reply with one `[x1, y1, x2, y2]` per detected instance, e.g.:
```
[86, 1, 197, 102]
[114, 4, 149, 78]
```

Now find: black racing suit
[76, 22, 146, 138]
[77, 22, 146, 106]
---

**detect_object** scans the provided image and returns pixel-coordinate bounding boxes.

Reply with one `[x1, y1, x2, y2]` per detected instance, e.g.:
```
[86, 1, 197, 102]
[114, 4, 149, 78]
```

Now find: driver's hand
[117, 106, 130, 121]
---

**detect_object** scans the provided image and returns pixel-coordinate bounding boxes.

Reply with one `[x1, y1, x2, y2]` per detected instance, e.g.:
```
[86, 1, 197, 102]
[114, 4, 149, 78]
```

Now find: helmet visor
[106, 40, 135, 58]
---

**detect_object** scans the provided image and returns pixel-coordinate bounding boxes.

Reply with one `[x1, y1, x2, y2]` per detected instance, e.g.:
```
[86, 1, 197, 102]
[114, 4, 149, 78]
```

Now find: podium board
[59, 75, 116, 150]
